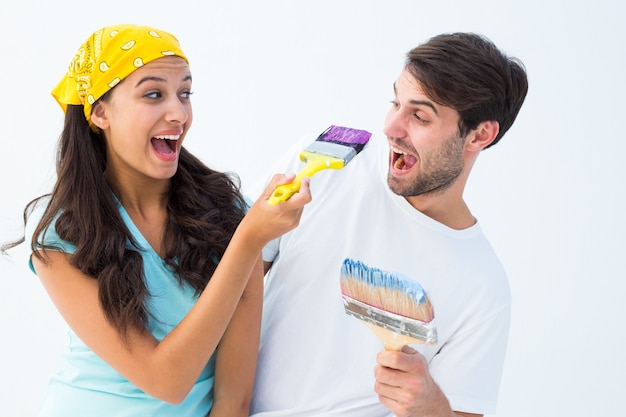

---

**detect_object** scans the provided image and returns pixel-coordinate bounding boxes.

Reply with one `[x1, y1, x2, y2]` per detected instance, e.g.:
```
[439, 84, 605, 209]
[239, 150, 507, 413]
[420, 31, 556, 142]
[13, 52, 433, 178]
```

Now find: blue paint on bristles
[340, 258, 435, 323]
[341, 259, 428, 303]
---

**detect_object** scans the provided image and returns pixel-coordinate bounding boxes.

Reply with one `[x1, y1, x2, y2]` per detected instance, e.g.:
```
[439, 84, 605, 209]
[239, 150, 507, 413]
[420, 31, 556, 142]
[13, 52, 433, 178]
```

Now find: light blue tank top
[29, 199, 215, 417]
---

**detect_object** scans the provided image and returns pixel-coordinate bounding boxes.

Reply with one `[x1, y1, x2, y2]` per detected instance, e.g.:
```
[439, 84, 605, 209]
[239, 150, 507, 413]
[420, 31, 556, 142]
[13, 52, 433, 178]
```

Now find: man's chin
[387, 174, 409, 196]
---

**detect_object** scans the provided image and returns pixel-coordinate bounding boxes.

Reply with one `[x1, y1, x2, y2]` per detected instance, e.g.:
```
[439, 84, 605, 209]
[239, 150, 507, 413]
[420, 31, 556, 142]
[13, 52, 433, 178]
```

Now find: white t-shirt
[247, 134, 511, 417]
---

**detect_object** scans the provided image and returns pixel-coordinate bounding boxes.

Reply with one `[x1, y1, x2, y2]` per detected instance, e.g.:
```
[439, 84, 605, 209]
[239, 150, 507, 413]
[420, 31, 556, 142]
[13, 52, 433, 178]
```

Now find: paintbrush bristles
[340, 278, 434, 323]
[318, 125, 371, 153]
[340, 259, 434, 323]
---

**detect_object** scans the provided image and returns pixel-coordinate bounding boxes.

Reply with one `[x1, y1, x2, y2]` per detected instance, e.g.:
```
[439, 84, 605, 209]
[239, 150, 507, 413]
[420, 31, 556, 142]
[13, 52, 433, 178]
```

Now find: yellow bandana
[51, 24, 188, 128]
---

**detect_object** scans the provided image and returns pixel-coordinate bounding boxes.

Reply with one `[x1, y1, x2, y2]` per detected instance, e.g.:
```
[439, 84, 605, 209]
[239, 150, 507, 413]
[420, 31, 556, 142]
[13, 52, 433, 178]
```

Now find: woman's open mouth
[151, 134, 179, 158]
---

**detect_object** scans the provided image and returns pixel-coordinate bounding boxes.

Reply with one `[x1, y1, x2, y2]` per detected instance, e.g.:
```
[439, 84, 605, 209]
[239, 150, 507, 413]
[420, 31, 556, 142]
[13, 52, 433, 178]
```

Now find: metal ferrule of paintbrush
[301, 141, 358, 164]
[342, 294, 438, 345]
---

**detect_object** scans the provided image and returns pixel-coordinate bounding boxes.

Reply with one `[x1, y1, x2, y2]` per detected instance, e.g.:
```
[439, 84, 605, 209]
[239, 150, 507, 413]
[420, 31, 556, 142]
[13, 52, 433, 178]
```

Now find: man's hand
[374, 345, 481, 417]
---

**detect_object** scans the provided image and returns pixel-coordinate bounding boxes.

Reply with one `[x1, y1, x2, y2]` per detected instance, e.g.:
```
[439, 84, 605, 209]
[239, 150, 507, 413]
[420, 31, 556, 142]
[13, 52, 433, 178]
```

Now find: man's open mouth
[391, 145, 417, 171]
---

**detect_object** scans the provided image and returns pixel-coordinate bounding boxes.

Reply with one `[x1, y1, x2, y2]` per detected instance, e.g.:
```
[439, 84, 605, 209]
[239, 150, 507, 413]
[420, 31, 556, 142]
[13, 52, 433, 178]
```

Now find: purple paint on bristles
[317, 125, 372, 153]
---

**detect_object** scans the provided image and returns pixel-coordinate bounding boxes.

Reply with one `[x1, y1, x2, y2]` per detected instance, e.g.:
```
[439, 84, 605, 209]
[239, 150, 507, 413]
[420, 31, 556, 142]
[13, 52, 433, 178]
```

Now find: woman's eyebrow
[135, 74, 192, 87]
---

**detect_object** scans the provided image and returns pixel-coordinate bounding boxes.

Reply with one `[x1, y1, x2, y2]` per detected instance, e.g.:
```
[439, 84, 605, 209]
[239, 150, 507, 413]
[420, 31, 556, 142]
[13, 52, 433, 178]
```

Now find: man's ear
[468, 120, 500, 151]
[90, 102, 109, 130]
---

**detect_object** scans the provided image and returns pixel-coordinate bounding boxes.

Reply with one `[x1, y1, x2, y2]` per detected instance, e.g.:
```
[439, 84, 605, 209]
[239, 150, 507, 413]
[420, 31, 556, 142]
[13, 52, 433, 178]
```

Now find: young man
[249, 32, 528, 417]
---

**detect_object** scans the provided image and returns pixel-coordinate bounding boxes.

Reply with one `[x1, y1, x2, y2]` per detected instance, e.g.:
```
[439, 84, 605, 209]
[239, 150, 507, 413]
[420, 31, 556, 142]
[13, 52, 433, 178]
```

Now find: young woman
[2, 24, 311, 416]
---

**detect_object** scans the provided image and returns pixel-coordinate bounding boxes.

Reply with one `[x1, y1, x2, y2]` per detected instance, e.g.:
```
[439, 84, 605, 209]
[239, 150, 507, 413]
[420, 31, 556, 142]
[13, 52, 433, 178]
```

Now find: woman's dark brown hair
[2, 103, 246, 338]
[406, 32, 528, 148]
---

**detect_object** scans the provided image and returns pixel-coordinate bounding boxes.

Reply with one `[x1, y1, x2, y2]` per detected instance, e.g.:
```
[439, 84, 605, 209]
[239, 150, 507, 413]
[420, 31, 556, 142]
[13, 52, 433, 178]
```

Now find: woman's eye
[145, 91, 162, 99]
[181, 91, 194, 99]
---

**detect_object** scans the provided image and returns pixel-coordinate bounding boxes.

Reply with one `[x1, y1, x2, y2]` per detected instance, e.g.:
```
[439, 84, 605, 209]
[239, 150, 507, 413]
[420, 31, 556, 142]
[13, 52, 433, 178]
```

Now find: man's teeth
[391, 145, 407, 170]
[394, 155, 405, 169]
[154, 135, 180, 140]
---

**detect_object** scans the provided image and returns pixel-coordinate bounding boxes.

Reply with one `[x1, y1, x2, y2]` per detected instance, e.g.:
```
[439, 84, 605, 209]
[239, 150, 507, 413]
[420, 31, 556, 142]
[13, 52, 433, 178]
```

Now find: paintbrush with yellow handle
[268, 125, 371, 205]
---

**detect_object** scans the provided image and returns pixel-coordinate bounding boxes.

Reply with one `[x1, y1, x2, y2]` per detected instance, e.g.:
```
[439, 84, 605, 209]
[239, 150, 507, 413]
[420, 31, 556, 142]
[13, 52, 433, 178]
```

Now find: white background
[1, 1, 624, 416]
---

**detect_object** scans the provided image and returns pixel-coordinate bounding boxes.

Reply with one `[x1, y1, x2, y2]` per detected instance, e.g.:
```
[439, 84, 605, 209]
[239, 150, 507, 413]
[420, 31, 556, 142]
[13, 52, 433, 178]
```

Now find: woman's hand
[237, 174, 312, 249]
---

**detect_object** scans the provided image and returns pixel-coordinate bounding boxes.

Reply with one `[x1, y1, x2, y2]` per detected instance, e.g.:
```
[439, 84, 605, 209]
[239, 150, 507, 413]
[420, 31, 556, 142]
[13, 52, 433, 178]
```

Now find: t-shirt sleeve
[429, 304, 511, 414]
[25, 199, 77, 274]
[261, 238, 280, 263]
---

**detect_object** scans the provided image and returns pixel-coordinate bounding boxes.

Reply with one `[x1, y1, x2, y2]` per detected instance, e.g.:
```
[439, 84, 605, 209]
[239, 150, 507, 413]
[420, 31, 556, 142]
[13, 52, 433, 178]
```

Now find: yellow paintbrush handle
[267, 152, 345, 205]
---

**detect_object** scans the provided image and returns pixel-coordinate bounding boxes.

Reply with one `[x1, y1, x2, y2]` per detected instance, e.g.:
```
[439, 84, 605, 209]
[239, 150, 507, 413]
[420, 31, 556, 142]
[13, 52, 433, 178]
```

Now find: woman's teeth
[154, 134, 180, 140]
[151, 135, 180, 155]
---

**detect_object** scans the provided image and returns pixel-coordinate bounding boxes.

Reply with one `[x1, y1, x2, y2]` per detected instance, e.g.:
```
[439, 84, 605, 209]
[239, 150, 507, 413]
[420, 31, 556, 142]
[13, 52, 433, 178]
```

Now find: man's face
[383, 69, 466, 198]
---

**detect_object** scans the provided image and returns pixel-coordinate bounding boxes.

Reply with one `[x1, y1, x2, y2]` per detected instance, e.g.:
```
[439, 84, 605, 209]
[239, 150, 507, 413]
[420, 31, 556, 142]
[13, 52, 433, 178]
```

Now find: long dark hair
[406, 32, 528, 148]
[2, 104, 246, 337]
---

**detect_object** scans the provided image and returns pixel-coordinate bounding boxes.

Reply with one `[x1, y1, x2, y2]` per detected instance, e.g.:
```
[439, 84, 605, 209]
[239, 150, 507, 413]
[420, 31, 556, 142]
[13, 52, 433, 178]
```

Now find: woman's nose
[165, 97, 189, 124]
